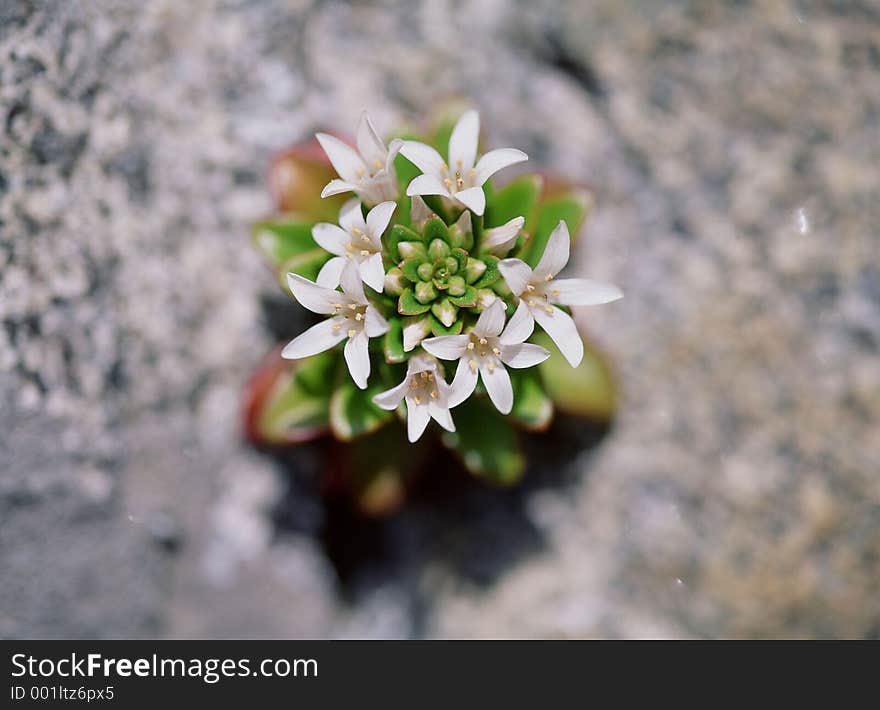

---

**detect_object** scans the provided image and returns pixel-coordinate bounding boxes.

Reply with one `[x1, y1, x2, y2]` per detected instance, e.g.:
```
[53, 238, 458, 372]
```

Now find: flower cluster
[280, 110, 622, 442]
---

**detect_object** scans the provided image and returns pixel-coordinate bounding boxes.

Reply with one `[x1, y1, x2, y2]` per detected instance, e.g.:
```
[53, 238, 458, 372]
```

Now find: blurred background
[2, 0, 879, 639]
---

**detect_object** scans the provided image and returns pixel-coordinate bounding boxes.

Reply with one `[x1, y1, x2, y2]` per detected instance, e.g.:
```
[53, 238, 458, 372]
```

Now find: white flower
[498, 220, 622, 367]
[316, 111, 402, 206]
[399, 110, 528, 216]
[313, 199, 396, 292]
[482, 215, 525, 256]
[372, 354, 456, 442]
[282, 266, 389, 389]
[421, 300, 550, 414]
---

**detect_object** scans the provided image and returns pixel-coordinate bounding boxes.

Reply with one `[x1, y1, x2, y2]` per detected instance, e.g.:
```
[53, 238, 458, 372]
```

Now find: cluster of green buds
[244, 106, 621, 515]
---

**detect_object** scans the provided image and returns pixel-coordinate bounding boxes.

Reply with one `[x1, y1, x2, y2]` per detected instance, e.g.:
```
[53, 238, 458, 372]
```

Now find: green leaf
[472, 254, 500, 289]
[484, 174, 543, 229]
[519, 190, 591, 268]
[400, 258, 424, 283]
[448, 285, 477, 308]
[385, 224, 423, 262]
[383, 319, 406, 364]
[330, 377, 394, 441]
[533, 331, 616, 421]
[343, 423, 415, 516]
[279, 248, 331, 285]
[441, 399, 525, 485]
[429, 314, 463, 336]
[398, 288, 431, 316]
[248, 350, 338, 445]
[423, 216, 449, 244]
[509, 369, 554, 431]
[252, 218, 318, 268]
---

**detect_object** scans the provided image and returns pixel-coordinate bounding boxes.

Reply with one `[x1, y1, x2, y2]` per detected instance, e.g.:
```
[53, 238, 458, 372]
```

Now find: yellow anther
[479, 338, 487, 346]
[443, 178, 453, 190]
[360, 249, 370, 256]
[332, 303, 342, 311]
[414, 395, 422, 404]
[552, 289, 560, 297]
[421, 371, 429, 379]
[467, 342, 475, 350]
[372, 158, 382, 170]
[347, 329, 356, 337]
[544, 306, 554, 314]
[352, 227, 363, 236]
[348, 303, 358, 310]
[355, 313, 363, 321]
[468, 359, 478, 371]
[487, 361, 495, 373]
[430, 390, 438, 399]
[545, 274, 554, 281]
[492, 347, 501, 356]
[332, 323, 341, 331]
[525, 284, 535, 292]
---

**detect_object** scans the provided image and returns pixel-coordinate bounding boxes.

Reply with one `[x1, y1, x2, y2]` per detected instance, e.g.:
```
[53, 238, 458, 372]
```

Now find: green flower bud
[445, 256, 459, 275]
[465, 257, 487, 284]
[398, 241, 428, 261]
[384, 267, 407, 296]
[448, 275, 467, 297]
[431, 298, 458, 328]
[417, 262, 434, 281]
[415, 280, 437, 304]
[428, 238, 450, 261]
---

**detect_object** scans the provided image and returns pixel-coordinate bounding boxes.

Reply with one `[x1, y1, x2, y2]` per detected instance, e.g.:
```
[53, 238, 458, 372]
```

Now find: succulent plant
[245, 106, 621, 515]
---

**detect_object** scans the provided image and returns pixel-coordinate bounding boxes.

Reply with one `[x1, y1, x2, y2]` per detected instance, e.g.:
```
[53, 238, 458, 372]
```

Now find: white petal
[483, 216, 524, 256]
[373, 379, 409, 410]
[550, 278, 623, 306]
[287, 273, 340, 314]
[474, 298, 506, 337]
[281, 318, 346, 359]
[406, 399, 432, 442]
[312, 222, 350, 255]
[344, 331, 370, 389]
[448, 358, 478, 408]
[340, 262, 366, 303]
[480, 360, 513, 414]
[399, 140, 446, 176]
[321, 178, 358, 198]
[534, 220, 570, 280]
[473, 148, 528, 185]
[532, 305, 583, 367]
[448, 109, 479, 172]
[421, 334, 469, 360]
[407, 352, 439, 376]
[359, 253, 386, 293]
[500, 342, 550, 368]
[500, 299, 535, 345]
[315, 133, 367, 183]
[338, 198, 367, 234]
[385, 138, 403, 175]
[316, 256, 347, 288]
[406, 174, 451, 198]
[364, 305, 390, 337]
[498, 258, 534, 297]
[356, 111, 387, 169]
[429, 402, 456, 432]
[410, 195, 432, 224]
[454, 187, 485, 215]
[403, 316, 432, 352]
[366, 200, 396, 240]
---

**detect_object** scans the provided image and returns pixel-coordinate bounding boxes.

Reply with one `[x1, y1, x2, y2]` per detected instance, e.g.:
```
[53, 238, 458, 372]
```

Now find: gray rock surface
[2, 0, 878, 638]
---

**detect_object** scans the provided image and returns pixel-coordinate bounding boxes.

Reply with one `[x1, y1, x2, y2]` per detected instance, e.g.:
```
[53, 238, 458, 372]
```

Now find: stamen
[332, 303, 342, 311]
[468, 359, 478, 370]
[372, 159, 382, 170]
[347, 329, 356, 337]
[552, 289, 560, 297]
[360, 249, 370, 256]
[352, 227, 363, 236]
[467, 342, 475, 350]
[430, 390, 438, 399]
[354, 313, 363, 321]
[332, 323, 341, 331]
[525, 284, 535, 292]
[443, 178, 453, 190]
[421, 371, 429, 380]
[479, 338, 487, 346]
[348, 303, 358, 310]
[545, 274, 554, 282]
[414, 395, 422, 405]
[492, 347, 501, 356]
[487, 361, 495, 373]
[544, 306, 553, 314]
